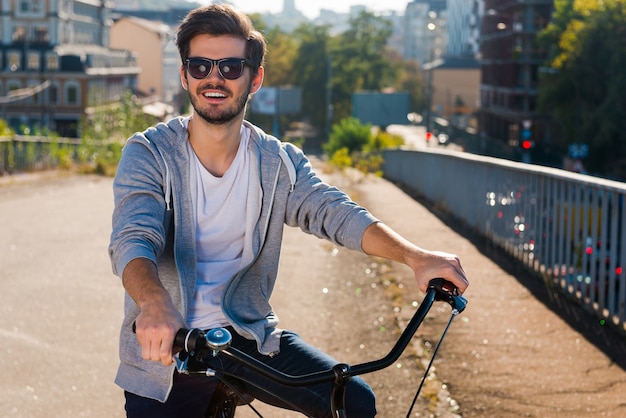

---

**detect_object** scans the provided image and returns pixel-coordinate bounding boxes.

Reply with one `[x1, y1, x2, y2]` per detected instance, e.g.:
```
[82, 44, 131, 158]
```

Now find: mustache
[196, 84, 231, 95]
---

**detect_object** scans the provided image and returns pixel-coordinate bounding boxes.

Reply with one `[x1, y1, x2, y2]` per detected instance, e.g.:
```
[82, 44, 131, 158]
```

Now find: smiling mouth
[203, 91, 227, 98]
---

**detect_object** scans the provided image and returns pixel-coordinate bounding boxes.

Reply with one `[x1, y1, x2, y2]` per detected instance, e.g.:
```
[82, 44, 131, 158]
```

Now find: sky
[200, 0, 410, 20]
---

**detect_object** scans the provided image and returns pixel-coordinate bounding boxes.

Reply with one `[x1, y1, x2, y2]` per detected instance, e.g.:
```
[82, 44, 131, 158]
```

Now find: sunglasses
[185, 57, 252, 80]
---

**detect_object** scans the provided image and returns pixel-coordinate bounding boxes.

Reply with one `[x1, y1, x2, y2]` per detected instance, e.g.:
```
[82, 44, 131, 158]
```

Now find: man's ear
[249, 66, 264, 95]
[180, 65, 188, 90]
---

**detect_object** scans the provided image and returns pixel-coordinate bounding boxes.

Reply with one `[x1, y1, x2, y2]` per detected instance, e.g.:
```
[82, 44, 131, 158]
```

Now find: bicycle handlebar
[174, 278, 467, 387]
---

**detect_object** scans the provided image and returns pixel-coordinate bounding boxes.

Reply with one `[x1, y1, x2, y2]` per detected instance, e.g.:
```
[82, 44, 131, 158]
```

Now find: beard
[188, 81, 252, 125]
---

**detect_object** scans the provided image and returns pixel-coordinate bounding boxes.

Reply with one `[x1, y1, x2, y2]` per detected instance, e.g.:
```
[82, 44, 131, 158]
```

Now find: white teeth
[204, 92, 226, 98]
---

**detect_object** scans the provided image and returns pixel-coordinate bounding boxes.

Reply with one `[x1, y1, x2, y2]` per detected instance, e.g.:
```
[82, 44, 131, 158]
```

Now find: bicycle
[173, 278, 467, 418]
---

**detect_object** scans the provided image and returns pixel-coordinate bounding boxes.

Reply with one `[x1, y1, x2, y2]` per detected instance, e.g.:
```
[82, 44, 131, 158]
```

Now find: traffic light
[425, 131, 433, 142]
[521, 139, 533, 150]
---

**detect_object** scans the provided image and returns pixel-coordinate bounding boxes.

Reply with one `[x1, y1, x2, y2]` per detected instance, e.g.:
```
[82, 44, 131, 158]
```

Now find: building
[403, 0, 447, 65]
[478, 0, 554, 148]
[262, 0, 308, 32]
[447, 0, 482, 58]
[110, 16, 180, 117]
[0, 0, 139, 137]
[430, 57, 481, 130]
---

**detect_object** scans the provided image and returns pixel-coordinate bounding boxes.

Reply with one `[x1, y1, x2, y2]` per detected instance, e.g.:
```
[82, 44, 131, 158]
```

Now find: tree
[260, 25, 298, 87]
[386, 48, 426, 113]
[291, 23, 333, 129]
[539, 0, 626, 179]
[330, 11, 396, 122]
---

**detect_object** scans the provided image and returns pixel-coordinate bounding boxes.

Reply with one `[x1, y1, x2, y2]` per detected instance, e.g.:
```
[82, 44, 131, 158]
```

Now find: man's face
[181, 34, 262, 125]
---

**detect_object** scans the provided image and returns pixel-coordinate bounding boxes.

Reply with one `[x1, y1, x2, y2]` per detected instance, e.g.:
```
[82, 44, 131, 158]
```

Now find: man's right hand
[123, 258, 186, 366]
[134, 297, 185, 366]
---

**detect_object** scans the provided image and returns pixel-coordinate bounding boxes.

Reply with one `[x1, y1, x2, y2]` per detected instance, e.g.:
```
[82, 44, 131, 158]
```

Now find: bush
[354, 153, 384, 176]
[365, 130, 404, 152]
[324, 118, 405, 175]
[323, 118, 372, 157]
[329, 147, 353, 169]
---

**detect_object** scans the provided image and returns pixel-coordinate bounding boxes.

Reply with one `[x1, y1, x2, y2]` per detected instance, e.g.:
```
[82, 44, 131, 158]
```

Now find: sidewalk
[1, 168, 625, 417]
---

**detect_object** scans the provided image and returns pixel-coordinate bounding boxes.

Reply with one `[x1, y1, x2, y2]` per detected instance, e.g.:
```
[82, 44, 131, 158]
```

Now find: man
[109, 4, 468, 417]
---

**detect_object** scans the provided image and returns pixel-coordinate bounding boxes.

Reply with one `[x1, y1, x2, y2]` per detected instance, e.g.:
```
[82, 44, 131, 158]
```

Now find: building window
[8, 52, 21, 71]
[34, 26, 49, 43]
[46, 54, 59, 71]
[17, 0, 44, 17]
[12, 26, 27, 42]
[7, 81, 22, 95]
[66, 84, 80, 105]
[27, 81, 41, 104]
[48, 84, 58, 104]
[28, 52, 40, 71]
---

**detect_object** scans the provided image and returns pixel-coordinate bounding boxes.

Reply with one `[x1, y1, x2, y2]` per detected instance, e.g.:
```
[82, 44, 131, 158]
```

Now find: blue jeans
[124, 329, 377, 418]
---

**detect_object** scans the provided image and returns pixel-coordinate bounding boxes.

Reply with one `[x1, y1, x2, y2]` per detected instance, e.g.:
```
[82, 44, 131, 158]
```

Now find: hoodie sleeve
[283, 145, 379, 252]
[108, 134, 170, 278]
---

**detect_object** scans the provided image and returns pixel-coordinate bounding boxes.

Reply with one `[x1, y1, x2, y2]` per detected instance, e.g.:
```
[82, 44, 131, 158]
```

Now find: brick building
[0, 0, 139, 137]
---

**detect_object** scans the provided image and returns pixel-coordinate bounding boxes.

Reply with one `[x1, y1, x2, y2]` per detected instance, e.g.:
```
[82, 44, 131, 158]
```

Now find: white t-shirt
[186, 127, 251, 329]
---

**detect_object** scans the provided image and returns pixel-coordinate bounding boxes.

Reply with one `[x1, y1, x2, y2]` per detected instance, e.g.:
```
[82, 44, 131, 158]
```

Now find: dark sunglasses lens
[218, 59, 244, 79]
[188, 59, 212, 79]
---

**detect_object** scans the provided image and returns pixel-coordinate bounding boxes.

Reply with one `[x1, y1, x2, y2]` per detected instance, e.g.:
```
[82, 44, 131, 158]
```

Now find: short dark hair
[175, 4, 266, 74]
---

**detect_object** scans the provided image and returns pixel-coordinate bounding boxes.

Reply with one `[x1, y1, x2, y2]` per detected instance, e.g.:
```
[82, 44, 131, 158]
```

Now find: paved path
[1, 168, 625, 417]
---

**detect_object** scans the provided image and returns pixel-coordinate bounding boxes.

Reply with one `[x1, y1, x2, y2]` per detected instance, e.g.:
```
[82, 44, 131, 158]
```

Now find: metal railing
[0, 135, 83, 175]
[383, 147, 626, 331]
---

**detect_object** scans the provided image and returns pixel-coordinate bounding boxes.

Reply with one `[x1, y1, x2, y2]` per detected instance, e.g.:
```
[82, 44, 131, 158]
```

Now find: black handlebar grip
[174, 328, 204, 352]
[429, 278, 467, 313]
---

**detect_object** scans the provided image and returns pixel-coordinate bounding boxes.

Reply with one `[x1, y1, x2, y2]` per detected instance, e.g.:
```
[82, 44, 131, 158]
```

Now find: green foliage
[0, 89, 148, 176]
[324, 117, 372, 157]
[0, 119, 14, 135]
[354, 153, 384, 177]
[252, 11, 409, 140]
[83, 91, 157, 143]
[324, 118, 397, 176]
[291, 23, 333, 129]
[74, 138, 123, 176]
[539, 0, 626, 179]
[263, 26, 299, 87]
[329, 147, 353, 169]
[92, 142, 124, 177]
[387, 50, 426, 113]
[77, 90, 156, 175]
[329, 11, 397, 123]
[365, 130, 404, 152]
[49, 141, 75, 170]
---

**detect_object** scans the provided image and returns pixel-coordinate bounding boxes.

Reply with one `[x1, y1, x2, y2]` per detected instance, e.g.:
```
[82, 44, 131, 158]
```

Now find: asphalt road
[0, 173, 124, 417]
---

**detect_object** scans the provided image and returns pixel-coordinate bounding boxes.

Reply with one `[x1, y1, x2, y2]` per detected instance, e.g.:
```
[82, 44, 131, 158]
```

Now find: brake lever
[174, 354, 190, 374]
[428, 278, 468, 314]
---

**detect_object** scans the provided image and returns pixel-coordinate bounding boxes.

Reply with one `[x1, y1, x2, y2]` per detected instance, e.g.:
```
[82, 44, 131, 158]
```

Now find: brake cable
[405, 307, 461, 418]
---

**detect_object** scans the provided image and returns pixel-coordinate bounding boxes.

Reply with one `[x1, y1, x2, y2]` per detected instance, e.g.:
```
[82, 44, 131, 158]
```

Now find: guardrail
[383, 147, 626, 332]
[0, 135, 83, 175]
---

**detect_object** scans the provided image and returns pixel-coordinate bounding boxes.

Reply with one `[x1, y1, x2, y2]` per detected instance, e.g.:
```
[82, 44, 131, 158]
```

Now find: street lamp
[325, 54, 333, 141]
[424, 14, 437, 135]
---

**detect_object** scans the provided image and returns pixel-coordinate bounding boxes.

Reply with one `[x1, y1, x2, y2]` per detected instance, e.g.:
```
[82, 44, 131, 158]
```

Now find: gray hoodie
[108, 116, 378, 401]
